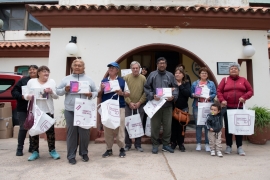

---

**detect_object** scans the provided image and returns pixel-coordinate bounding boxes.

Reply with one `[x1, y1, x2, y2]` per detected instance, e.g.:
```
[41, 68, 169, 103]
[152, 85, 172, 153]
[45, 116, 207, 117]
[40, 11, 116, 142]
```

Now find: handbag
[172, 107, 190, 135]
[24, 96, 35, 130]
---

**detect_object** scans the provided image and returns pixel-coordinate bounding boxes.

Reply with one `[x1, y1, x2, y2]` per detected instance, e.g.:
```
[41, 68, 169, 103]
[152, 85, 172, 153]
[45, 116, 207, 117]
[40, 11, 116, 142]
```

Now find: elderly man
[123, 61, 146, 152]
[144, 57, 178, 154]
[98, 62, 130, 158]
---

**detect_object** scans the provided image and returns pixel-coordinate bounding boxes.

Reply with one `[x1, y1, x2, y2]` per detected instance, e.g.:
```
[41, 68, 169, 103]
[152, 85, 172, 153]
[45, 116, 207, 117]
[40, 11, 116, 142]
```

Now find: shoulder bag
[24, 96, 35, 130]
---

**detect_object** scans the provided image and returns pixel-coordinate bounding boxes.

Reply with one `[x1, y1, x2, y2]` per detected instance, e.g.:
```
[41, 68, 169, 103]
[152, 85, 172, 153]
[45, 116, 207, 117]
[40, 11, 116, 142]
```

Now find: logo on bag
[76, 105, 81, 110]
[202, 107, 210, 118]
[76, 120, 81, 125]
[40, 120, 52, 132]
[82, 110, 92, 118]
[107, 104, 119, 117]
[234, 114, 251, 126]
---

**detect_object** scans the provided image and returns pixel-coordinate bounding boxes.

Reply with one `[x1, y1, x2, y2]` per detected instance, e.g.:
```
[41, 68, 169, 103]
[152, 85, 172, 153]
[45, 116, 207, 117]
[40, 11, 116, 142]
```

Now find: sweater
[217, 76, 253, 108]
[11, 76, 31, 112]
[25, 78, 58, 114]
[123, 74, 146, 104]
[56, 73, 98, 111]
[174, 82, 191, 110]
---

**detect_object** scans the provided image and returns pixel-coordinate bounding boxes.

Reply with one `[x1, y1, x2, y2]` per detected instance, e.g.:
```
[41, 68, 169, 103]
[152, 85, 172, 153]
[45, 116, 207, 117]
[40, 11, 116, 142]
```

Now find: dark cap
[107, 62, 120, 69]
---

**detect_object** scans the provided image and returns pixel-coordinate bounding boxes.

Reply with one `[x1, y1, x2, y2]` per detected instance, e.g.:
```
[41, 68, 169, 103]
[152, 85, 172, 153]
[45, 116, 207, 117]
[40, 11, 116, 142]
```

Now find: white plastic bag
[227, 105, 255, 135]
[100, 94, 120, 129]
[145, 117, 151, 137]
[74, 98, 97, 129]
[125, 109, 144, 138]
[197, 102, 212, 125]
[143, 98, 166, 118]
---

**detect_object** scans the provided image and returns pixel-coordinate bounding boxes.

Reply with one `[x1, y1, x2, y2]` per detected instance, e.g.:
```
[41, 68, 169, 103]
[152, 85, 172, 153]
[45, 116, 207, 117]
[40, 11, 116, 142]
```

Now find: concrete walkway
[0, 138, 270, 180]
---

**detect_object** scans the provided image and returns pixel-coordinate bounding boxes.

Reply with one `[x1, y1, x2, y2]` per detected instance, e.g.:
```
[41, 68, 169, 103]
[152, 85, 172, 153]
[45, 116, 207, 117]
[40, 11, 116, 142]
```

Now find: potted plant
[248, 106, 270, 145]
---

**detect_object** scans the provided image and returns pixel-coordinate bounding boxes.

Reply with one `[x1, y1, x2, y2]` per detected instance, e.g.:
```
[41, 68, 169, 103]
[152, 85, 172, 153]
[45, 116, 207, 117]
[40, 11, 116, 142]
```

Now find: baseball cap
[107, 62, 120, 69]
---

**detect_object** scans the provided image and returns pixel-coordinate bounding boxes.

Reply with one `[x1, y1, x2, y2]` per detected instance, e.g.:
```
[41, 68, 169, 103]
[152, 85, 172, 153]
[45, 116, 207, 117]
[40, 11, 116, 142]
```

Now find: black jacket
[206, 107, 226, 132]
[174, 82, 190, 110]
[11, 76, 31, 112]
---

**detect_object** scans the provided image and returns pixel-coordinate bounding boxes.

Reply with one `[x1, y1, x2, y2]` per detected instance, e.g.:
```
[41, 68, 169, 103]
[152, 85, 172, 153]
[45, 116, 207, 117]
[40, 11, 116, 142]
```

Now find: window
[16, 66, 29, 76]
[28, 14, 48, 31]
[0, 79, 15, 94]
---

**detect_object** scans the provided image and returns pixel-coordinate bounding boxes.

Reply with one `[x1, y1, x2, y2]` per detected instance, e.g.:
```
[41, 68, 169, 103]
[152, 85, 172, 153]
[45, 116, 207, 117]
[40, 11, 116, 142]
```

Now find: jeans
[193, 107, 209, 144]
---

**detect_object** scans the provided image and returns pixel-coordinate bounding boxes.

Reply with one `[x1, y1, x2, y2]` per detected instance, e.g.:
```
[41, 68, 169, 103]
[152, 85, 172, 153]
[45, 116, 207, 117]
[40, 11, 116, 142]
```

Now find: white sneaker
[237, 147, 246, 156]
[196, 143, 201, 151]
[224, 146, 232, 154]
[210, 150, 215, 156]
[217, 151, 223, 157]
[205, 144, 211, 152]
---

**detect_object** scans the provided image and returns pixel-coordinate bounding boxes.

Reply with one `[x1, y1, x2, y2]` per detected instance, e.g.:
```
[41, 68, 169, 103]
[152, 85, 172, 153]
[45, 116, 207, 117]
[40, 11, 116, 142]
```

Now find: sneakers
[152, 146, 158, 154]
[237, 147, 246, 156]
[82, 154, 89, 162]
[179, 145, 185, 152]
[162, 145, 174, 153]
[49, 149, 60, 160]
[205, 144, 211, 152]
[217, 151, 223, 157]
[124, 146, 131, 151]
[102, 149, 113, 158]
[119, 148, 126, 158]
[136, 147, 144, 152]
[196, 143, 201, 151]
[69, 158, 76, 165]
[210, 150, 215, 156]
[16, 149, 23, 156]
[28, 151, 39, 161]
[224, 146, 232, 154]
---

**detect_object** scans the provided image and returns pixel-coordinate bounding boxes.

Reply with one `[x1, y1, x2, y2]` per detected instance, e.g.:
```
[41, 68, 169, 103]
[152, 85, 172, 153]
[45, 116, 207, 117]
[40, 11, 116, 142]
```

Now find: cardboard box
[13, 125, 29, 139]
[0, 117, 13, 130]
[0, 128, 13, 139]
[0, 102, 12, 119]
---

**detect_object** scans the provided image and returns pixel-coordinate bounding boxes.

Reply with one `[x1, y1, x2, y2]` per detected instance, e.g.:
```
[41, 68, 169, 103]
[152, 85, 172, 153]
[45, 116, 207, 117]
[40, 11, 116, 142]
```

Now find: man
[144, 57, 178, 154]
[98, 62, 130, 158]
[177, 64, 191, 87]
[124, 61, 146, 152]
[11, 65, 38, 156]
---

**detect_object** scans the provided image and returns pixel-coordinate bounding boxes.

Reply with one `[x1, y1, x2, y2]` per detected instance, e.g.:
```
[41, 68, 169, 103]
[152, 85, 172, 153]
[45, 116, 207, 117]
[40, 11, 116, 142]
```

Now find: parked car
[0, 73, 23, 126]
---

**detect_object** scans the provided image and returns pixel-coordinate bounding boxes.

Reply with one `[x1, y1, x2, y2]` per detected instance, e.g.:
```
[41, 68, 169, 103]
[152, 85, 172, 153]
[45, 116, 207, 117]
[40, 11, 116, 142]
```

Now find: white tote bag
[197, 102, 212, 125]
[125, 109, 144, 138]
[145, 117, 151, 137]
[100, 94, 120, 129]
[74, 98, 97, 129]
[29, 104, 55, 136]
[227, 104, 255, 135]
[143, 98, 166, 118]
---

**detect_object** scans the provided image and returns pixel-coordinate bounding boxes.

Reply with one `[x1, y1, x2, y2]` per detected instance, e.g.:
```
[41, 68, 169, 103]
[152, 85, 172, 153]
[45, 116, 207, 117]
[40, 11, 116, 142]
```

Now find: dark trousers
[31, 113, 55, 152]
[17, 112, 32, 151]
[125, 105, 144, 148]
[171, 107, 188, 146]
[224, 107, 243, 147]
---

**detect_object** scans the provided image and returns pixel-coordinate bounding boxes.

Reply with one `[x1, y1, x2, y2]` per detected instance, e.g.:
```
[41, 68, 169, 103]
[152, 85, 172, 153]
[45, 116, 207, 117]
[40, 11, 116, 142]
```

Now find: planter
[248, 126, 270, 145]
[54, 127, 67, 141]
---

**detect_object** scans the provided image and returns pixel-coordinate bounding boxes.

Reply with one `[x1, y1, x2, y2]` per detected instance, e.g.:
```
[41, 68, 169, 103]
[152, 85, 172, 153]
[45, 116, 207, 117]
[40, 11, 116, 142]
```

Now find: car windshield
[0, 79, 15, 94]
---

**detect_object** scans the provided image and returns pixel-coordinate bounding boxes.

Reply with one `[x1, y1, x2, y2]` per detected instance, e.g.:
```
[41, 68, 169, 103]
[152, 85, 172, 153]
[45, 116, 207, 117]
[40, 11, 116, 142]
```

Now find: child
[206, 103, 226, 157]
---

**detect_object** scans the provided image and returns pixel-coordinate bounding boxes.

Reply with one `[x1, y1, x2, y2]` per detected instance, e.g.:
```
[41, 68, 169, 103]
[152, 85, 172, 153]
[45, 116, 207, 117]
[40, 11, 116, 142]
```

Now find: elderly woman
[217, 62, 253, 156]
[191, 67, 216, 152]
[25, 66, 60, 161]
[12, 65, 38, 156]
[56, 59, 97, 165]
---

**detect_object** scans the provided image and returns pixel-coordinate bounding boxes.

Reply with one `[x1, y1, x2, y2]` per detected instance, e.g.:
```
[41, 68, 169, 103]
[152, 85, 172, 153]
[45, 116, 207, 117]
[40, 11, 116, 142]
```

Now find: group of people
[11, 57, 253, 165]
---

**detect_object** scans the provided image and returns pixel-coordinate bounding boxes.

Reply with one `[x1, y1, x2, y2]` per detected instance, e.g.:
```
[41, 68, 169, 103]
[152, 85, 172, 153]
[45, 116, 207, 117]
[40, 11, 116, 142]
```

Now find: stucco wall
[49, 28, 270, 121]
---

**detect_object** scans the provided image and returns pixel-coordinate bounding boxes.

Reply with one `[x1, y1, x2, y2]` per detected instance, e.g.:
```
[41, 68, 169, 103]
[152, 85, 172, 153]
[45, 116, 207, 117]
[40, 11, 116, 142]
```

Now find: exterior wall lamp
[242, 38, 255, 57]
[66, 36, 78, 55]
[0, 19, 5, 40]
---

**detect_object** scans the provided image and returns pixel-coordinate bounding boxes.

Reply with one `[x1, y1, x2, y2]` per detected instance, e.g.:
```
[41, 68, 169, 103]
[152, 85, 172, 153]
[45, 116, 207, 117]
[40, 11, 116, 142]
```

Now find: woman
[11, 65, 38, 156]
[191, 67, 216, 152]
[25, 66, 60, 161]
[171, 67, 191, 152]
[56, 59, 97, 165]
[141, 66, 149, 78]
[217, 62, 253, 156]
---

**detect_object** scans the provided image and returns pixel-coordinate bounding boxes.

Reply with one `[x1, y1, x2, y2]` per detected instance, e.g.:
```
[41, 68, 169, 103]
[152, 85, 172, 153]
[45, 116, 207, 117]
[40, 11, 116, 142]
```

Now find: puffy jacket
[217, 76, 253, 108]
[206, 107, 226, 133]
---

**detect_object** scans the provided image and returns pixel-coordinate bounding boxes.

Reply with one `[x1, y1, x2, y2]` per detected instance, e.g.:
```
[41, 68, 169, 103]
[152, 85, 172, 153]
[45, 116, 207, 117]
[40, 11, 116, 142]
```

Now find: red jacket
[217, 76, 253, 108]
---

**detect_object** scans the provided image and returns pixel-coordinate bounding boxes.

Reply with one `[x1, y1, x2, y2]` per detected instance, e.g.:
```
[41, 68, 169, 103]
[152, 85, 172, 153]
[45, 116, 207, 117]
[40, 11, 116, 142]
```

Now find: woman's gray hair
[229, 62, 240, 71]
[130, 61, 141, 68]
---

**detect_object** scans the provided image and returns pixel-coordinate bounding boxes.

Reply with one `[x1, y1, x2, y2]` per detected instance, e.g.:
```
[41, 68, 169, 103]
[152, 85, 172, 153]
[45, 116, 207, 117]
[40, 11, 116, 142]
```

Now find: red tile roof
[25, 32, 50, 36]
[26, 4, 270, 13]
[0, 41, 50, 48]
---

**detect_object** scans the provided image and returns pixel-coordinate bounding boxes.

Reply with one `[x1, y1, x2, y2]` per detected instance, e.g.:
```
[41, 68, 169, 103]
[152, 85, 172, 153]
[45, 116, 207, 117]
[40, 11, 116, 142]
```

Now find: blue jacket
[191, 79, 216, 107]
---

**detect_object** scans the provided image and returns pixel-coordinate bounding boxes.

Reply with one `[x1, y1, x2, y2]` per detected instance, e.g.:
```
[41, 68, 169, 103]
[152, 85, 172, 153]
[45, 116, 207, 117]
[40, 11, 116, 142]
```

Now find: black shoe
[82, 154, 89, 162]
[171, 143, 177, 150]
[102, 149, 113, 158]
[179, 145, 186, 152]
[69, 158, 76, 165]
[152, 146, 158, 154]
[16, 150, 23, 156]
[119, 148, 126, 158]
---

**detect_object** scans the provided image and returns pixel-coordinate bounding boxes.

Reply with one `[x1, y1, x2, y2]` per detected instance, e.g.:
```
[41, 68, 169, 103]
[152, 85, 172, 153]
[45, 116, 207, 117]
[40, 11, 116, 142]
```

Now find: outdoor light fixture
[66, 36, 78, 55]
[0, 19, 5, 40]
[242, 38, 255, 57]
